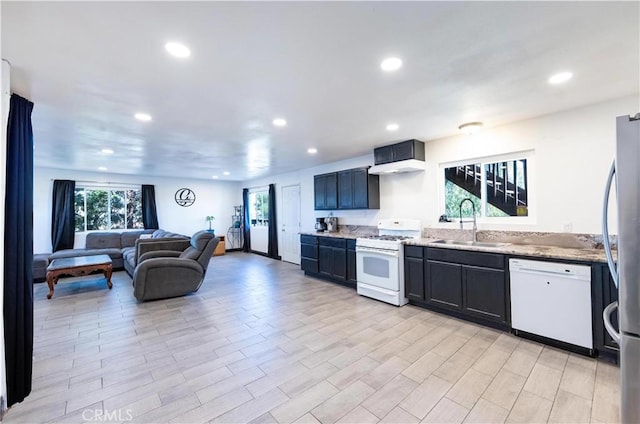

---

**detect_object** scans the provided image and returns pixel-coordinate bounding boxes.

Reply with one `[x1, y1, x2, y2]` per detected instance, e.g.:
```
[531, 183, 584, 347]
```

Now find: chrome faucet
[459, 198, 477, 242]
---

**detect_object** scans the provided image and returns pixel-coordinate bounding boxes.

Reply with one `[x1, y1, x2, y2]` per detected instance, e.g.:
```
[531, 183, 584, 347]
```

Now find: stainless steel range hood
[368, 159, 426, 175]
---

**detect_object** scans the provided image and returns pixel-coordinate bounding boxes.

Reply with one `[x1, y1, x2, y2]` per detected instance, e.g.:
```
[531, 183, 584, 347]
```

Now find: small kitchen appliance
[325, 216, 338, 233]
[314, 217, 327, 232]
[356, 219, 421, 306]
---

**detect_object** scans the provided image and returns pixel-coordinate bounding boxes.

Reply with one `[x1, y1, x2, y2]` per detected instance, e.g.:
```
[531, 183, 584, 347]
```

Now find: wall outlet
[563, 222, 573, 232]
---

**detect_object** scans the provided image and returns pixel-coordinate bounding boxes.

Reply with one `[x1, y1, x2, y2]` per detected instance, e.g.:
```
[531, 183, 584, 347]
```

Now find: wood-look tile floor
[5, 253, 620, 423]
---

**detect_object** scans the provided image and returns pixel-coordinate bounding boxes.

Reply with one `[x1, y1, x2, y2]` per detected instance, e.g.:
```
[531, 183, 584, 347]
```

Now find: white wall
[34, 167, 241, 252]
[1, 58, 10, 415]
[243, 95, 639, 257]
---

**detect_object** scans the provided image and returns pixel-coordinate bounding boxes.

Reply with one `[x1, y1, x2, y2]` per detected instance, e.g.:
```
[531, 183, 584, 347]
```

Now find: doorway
[281, 184, 301, 264]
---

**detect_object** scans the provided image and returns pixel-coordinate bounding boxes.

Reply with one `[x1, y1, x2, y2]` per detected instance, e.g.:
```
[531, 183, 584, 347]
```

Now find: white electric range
[356, 219, 421, 306]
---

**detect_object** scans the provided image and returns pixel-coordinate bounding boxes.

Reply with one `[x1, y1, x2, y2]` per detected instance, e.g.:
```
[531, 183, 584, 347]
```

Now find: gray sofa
[42, 229, 190, 278]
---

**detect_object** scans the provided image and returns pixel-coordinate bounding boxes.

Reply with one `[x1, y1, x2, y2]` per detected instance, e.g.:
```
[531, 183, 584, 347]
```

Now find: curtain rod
[51, 179, 143, 188]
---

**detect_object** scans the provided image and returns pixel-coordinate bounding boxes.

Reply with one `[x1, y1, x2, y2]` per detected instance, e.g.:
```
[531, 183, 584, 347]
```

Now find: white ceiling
[2, 1, 639, 181]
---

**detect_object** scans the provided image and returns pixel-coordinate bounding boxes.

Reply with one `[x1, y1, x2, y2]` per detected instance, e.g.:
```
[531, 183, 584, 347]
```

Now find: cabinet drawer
[426, 248, 505, 269]
[404, 245, 423, 259]
[300, 235, 318, 245]
[301, 243, 318, 259]
[319, 237, 347, 248]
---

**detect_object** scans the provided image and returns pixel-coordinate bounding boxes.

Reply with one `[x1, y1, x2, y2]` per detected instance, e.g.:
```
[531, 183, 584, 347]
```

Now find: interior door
[281, 185, 301, 264]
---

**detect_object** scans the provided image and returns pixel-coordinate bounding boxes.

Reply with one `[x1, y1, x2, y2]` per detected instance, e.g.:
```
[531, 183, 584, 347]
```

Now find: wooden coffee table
[46, 254, 113, 299]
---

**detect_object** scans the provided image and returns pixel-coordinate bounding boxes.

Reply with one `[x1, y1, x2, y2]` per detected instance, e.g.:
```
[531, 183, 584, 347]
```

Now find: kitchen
[245, 95, 639, 423]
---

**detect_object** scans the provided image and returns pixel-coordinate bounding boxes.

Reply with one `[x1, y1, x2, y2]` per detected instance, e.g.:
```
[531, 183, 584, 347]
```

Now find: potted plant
[205, 215, 215, 234]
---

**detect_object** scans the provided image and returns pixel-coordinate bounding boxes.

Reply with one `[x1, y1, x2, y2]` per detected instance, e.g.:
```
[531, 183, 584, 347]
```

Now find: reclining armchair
[132, 231, 220, 301]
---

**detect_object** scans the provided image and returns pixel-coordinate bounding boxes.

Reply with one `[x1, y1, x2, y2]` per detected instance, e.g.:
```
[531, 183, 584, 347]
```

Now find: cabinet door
[374, 146, 394, 164]
[325, 173, 338, 210]
[347, 249, 357, 284]
[352, 168, 369, 209]
[301, 258, 318, 274]
[314, 175, 326, 210]
[319, 245, 333, 276]
[463, 266, 507, 323]
[338, 170, 353, 209]
[332, 247, 347, 281]
[426, 260, 462, 310]
[392, 140, 415, 161]
[405, 257, 424, 301]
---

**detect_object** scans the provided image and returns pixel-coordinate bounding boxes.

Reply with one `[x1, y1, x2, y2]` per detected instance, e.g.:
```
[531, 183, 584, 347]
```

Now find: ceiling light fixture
[101, 148, 114, 155]
[134, 113, 152, 122]
[98, 166, 108, 171]
[386, 123, 399, 131]
[212, 175, 219, 179]
[307, 148, 318, 154]
[548, 71, 573, 85]
[458, 121, 484, 135]
[273, 118, 287, 127]
[223, 171, 230, 175]
[165, 42, 191, 58]
[380, 57, 402, 72]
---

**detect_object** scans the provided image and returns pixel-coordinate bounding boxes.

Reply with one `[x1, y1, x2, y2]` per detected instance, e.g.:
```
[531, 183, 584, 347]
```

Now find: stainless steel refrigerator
[603, 113, 640, 424]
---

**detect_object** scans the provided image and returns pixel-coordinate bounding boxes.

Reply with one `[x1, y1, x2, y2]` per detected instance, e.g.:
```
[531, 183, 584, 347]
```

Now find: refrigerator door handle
[602, 160, 619, 288]
[603, 301, 621, 344]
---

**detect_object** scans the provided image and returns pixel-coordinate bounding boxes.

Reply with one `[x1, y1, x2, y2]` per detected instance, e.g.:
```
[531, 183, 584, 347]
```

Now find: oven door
[356, 246, 400, 291]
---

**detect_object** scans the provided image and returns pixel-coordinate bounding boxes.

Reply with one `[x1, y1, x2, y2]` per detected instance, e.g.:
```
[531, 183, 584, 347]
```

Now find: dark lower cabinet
[404, 246, 509, 330]
[301, 235, 355, 288]
[592, 263, 620, 362]
[300, 235, 319, 274]
[405, 257, 425, 301]
[426, 261, 463, 310]
[347, 240, 357, 284]
[462, 266, 507, 322]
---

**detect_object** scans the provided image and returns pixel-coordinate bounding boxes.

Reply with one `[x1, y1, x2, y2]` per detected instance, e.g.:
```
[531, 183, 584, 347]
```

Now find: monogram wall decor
[175, 188, 196, 207]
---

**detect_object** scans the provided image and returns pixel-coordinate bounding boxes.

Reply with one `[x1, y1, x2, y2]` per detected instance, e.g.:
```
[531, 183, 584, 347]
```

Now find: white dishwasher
[509, 258, 592, 349]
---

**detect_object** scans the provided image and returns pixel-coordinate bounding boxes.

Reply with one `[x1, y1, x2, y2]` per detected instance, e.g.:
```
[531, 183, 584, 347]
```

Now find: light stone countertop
[300, 232, 614, 263]
[405, 238, 613, 263]
[300, 231, 360, 240]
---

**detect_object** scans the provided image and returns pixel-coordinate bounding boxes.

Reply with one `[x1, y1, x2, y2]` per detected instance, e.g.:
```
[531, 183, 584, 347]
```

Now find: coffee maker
[315, 217, 327, 232]
[325, 216, 338, 233]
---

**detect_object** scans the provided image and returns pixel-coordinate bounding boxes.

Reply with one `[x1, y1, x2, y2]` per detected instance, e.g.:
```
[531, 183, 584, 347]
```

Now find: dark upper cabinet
[338, 170, 353, 209]
[426, 260, 463, 310]
[462, 266, 507, 323]
[374, 139, 425, 165]
[317, 167, 379, 210]
[314, 173, 338, 210]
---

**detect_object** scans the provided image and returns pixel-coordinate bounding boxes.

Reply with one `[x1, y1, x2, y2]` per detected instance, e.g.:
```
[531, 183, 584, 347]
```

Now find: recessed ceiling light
[165, 42, 191, 58]
[380, 57, 402, 72]
[212, 175, 219, 179]
[101, 148, 114, 155]
[548, 71, 573, 85]
[98, 166, 108, 171]
[223, 171, 230, 176]
[273, 118, 287, 127]
[134, 113, 152, 122]
[386, 123, 399, 131]
[458, 121, 483, 135]
[307, 148, 318, 154]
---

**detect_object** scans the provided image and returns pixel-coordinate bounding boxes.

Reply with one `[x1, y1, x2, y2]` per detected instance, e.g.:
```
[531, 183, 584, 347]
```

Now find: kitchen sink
[432, 239, 511, 248]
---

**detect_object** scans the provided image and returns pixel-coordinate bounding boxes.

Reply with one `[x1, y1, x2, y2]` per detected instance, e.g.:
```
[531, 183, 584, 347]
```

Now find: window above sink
[439, 151, 534, 224]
